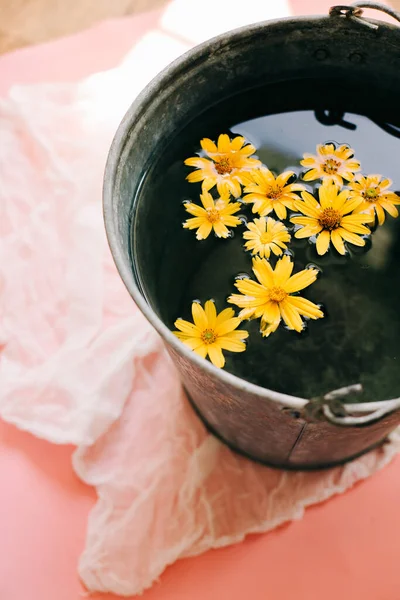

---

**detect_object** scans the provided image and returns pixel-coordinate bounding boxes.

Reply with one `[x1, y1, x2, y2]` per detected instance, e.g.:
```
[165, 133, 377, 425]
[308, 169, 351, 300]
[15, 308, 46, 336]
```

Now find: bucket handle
[307, 384, 400, 426]
[329, 2, 400, 30]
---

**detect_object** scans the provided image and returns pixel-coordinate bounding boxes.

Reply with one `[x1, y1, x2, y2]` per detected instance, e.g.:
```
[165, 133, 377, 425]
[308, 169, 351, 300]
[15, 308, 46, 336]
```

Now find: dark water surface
[131, 79, 400, 401]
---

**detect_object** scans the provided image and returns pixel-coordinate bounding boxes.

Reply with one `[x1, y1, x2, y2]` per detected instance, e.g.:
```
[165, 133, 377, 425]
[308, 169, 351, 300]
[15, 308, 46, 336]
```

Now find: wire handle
[330, 2, 400, 30]
[306, 384, 400, 426]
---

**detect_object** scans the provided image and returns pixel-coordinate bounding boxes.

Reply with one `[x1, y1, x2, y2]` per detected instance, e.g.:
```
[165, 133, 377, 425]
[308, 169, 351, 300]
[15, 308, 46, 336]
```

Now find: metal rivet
[348, 52, 365, 64]
[313, 48, 329, 61]
[282, 407, 302, 419]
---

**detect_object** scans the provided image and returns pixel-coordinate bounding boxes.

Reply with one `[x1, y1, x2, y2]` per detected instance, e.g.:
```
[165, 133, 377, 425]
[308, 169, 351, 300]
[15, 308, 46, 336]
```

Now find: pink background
[1, 2, 400, 599]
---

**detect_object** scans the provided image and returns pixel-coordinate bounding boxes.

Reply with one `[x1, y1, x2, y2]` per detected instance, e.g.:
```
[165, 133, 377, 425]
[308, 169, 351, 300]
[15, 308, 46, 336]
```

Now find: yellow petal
[223, 329, 249, 340]
[230, 136, 245, 151]
[316, 230, 330, 255]
[202, 177, 216, 192]
[318, 143, 335, 156]
[200, 138, 218, 154]
[331, 229, 346, 254]
[319, 183, 339, 208]
[217, 134, 231, 153]
[239, 144, 257, 156]
[300, 157, 317, 167]
[204, 300, 217, 328]
[380, 201, 399, 218]
[215, 317, 243, 336]
[200, 191, 215, 210]
[184, 203, 206, 217]
[337, 227, 365, 247]
[223, 216, 241, 227]
[194, 344, 207, 359]
[196, 222, 213, 240]
[376, 203, 386, 225]
[276, 170, 294, 186]
[183, 217, 204, 229]
[216, 307, 235, 325]
[291, 216, 317, 226]
[226, 178, 242, 198]
[294, 225, 322, 239]
[235, 278, 267, 298]
[340, 220, 370, 235]
[273, 202, 287, 220]
[252, 257, 274, 287]
[187, 171, 206, 183]
[218, 337, 247, 352]
[285, 268, 318, 294]
[286, 296, 323, 319]
[279, 300, 304, 332]
[261, 300, 281, 325]
[180, 337, 206, 351]
[192, 302, 208, 329]
[174, 319, 199, 336]
[302, 168, 321, 181]
[185, 157, 210, 168]
[213, 221, 230, 238]
[340, 196, 363, 215]
[273, 255, 294, 286]
[260, 314, 281, 337]
[228, 293, 258, 309]
[207, 344, 225, 368]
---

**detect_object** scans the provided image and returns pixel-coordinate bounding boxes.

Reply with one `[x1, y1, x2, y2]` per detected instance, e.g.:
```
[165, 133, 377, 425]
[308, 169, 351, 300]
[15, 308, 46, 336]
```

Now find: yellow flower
[228, 255, 323, 337]
[174, 301, 249, 368]
[290, 183, 372, 256]
[242, 167, 305, 220]
[348, 174, 400, 226]
[184, 134, 261, 198]
[183, 190, 241, 240]
[243, 217, 291, 258]
[300, 143, 361, 185]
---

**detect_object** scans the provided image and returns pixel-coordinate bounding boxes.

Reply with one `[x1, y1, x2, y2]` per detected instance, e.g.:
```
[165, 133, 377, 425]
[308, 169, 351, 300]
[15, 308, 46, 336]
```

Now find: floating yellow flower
[300, 143, 361, 185]
[228, 255, 323, 337]
[183, 190, 241, 240]
[243, 217, 291, 258]
[184, 134, 261, 198]
[348, 174, 400, 226]
[242, 167, 305, 219]
[291, 184, 372, 255]
[174, 301, 249, 368]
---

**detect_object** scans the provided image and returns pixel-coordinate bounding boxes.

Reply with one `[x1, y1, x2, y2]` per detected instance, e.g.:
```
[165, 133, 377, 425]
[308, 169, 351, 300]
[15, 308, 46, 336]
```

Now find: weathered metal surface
[103, 6, 400, 469]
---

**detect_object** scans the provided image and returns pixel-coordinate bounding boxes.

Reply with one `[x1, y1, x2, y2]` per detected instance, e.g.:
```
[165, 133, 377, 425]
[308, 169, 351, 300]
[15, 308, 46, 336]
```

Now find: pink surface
[1, 2, 400, 600]
[2, 418, 400, 600]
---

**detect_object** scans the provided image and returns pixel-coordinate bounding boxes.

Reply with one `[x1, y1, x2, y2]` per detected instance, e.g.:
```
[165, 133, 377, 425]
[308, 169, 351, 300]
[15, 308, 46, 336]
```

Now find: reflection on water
[133, 80, 400, 402]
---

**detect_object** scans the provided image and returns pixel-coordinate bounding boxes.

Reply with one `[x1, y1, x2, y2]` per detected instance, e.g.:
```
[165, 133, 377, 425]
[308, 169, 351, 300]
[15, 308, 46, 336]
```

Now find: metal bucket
[104, 2, 400, 469]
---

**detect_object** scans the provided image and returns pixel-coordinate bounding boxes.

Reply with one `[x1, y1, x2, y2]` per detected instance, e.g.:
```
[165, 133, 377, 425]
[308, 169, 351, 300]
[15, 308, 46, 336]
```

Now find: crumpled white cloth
[1, 23, 400, 599]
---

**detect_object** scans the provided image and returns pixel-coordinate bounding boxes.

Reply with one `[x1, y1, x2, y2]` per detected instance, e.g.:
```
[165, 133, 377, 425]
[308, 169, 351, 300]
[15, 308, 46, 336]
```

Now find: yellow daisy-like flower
[183, 190, 241, 240]
[300, 143, 361, 185]
[290, 183, 372, 256]
[242, 167, 305, 220]
[348, 174, 400, 226]
[174, 301, 249, 368]
[228, 255, 323, 337]
[243, 217, 291, 258]
[184, 134, 262, 198]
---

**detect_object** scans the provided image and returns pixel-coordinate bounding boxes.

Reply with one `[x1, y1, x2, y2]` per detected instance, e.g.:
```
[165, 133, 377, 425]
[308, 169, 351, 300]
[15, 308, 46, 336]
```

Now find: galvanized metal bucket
[104, 2, 400, 469]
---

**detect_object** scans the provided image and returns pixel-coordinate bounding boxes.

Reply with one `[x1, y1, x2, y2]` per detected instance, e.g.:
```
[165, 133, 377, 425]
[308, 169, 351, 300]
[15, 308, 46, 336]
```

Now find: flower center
[215, 157, 233, 175]
[201, 329, 217, 344]
[206, 208, 221, 223]
[318, 207, 342, 230]
[364, 187, 379, 201]
[266, 185, 282, 200]
[268, 286, 287, 303]
[322, 158, 341, 174]
[259, 232, 273, 244]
